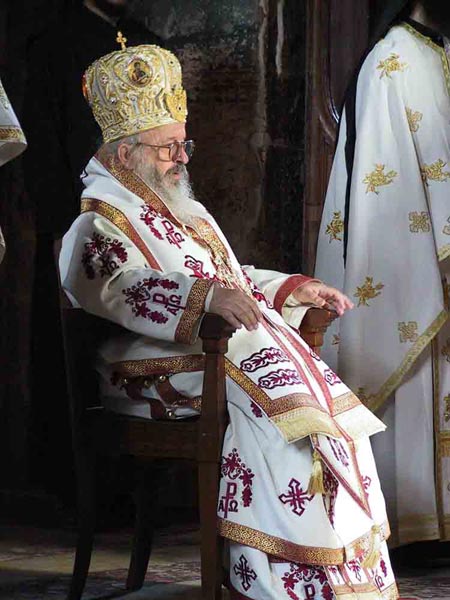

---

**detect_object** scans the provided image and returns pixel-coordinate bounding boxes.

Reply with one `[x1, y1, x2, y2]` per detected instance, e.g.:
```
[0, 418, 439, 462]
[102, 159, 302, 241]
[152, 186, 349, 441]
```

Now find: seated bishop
[59, 43, 399, 600]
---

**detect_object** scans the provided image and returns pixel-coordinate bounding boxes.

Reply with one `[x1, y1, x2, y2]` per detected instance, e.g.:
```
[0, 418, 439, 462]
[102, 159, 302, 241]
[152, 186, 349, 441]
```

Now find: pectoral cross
[116, 31, 127, 50]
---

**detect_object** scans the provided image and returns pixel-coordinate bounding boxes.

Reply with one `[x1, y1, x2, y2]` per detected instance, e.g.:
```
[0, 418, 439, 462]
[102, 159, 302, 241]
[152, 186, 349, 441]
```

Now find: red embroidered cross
[233, 555, 257, 592]
[278, 478, 314, 516]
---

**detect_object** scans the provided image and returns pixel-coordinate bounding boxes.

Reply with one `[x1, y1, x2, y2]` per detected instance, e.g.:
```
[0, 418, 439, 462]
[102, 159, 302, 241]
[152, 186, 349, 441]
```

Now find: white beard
[134, 159, 210, 226]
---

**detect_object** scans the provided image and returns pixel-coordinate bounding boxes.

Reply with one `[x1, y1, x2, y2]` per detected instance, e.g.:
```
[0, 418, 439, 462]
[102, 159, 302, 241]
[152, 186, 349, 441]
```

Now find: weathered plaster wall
[130, 0, 306, 270]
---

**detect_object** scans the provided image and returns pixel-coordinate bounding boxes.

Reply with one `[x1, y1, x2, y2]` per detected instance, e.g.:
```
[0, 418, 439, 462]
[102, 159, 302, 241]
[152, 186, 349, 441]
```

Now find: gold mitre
[82, 44, 187, 144]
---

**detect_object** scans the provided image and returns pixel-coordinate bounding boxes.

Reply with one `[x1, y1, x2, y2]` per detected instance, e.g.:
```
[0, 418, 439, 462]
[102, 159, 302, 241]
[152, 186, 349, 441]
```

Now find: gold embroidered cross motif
[363, 164, 397, 194]
[332, 334, 340, 346]
[325, 211, 344, 242]
[406, 107, 423, 133]
[376, 53, 407, 79]
[441, 338, 450, 363]
[444, 395, 450, 422]
[443, 217, 450, 236]
[354, 277, 384, 307]
[421, 159, 450, 184]
[409, 211, 431, 233]
[398, 321, 418, 343]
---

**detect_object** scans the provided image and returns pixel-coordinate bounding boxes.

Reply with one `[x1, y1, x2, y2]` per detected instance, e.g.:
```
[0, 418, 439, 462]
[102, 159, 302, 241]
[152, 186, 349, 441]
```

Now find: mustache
[165, 164, 188, 178]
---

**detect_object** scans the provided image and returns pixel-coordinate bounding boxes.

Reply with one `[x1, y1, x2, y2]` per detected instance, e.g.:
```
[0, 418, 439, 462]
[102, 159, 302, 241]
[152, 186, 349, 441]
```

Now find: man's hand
[292, 281, 354, 317]
[209, 286, 263, 331]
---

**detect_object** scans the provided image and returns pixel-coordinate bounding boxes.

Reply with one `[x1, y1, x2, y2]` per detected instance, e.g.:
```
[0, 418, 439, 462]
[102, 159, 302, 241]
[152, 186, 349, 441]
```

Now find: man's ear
[117, 142, 136, 169]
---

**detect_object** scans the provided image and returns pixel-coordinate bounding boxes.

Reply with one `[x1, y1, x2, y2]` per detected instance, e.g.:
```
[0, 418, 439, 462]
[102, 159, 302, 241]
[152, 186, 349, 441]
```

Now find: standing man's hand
[209, 286, 263, 331]
[292, 281, 354, 317]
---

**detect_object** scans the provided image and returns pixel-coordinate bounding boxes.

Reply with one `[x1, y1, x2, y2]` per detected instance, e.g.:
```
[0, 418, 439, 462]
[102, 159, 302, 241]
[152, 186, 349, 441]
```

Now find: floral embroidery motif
[122, 277, 183, 323]
[409, 211, 431, 233]
[441, 338, 450, 363]
[250, 401, 263, 418]
[282, 563, 330, 600]
[444, 395, 450, 422]
[363, 164, 397, 194]
[347, 560, 362, 582]
[421, 159, 450, 184]
[325, 211, 344, 242]
[353, 276, 384, 307]
[309, 347, 321, 361]
[398, 321, 418, 343]
[219, 448, 254, 517]
[329, 438, 350, 468]
[443, 217, 450, 236]
[376, 53, 407, 78]
[323, 369, 341, 386]
[244, 272, 274, 308]
[258, 369, 303, 389]
[82, 232, 128, 279]
[406, 107, 422, 132]
[233, 555, 257, 592]
[279, 478, 314, 517]
[240, 347, 289, 373]
[140, 205, 164, 240]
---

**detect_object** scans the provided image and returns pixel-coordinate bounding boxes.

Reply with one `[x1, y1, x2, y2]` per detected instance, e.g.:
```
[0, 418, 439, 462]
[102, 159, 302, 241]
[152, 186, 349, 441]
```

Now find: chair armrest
[299, 308, 337, 355]
[199, 313, 236, 343]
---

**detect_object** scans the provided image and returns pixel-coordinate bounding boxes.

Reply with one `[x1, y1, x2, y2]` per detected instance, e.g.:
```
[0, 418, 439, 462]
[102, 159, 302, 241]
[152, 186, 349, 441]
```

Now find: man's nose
[176, 145, 189, 165]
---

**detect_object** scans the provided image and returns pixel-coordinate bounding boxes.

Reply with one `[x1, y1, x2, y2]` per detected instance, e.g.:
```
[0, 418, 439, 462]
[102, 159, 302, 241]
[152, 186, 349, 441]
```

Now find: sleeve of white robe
[242, 265, 320, 327]
[59, 212, 214, 345]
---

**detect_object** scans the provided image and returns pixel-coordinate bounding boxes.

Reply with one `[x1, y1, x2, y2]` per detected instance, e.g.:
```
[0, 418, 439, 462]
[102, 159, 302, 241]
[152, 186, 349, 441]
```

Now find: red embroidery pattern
[324, 368, 341, 386]
[258, 369, 303, 390]
[322, 465, 339, 526]
[82, 232, 128, 279]
[161, 219, 185, 248]
[243, 272, 273, 308]
[282, 564, 330, 600]
[362, 475, 372, 492]
[250, 401, 263, 418]
[347, 560, 362, 582]
[122, 277, 182, 324]
[240, 347, 289, 373]
[309, 348, 321, 361]
[140, 205, 164, 240]
[328, 438, 350, 468]
[184, 255, 213, 279]
[233, 555, 257, 592]
[279, 478, 314, 517]
[219, 448, 254, 515]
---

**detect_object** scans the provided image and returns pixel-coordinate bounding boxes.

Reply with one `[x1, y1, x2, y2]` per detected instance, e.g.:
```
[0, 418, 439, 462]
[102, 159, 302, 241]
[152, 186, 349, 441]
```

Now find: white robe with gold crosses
[60, 155, 398, 599]
[316, 22, 450, 546]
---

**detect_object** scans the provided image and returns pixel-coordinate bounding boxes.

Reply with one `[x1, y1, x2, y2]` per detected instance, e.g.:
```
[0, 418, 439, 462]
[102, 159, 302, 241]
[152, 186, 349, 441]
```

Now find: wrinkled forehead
[139, 123, 187, 144]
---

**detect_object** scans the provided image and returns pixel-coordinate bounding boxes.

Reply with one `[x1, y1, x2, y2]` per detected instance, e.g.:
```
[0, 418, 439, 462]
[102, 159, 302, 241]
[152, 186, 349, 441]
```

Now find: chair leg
[67, 453, 96, 600]
[126, 464, 159, 591]
[198, 461, 223, 600]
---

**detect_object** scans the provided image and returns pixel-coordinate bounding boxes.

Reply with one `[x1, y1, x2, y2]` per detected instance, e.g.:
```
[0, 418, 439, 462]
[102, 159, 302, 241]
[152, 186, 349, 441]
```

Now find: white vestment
[60, 153, 398, 599]
[316, 21, 450, 545]
[0, 78, 27, 263]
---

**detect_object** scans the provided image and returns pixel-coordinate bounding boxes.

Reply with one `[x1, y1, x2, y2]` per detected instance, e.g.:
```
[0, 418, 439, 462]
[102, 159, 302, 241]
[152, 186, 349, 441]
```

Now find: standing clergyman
[316, 0, 450, 546]
[60, 43, 399, 598]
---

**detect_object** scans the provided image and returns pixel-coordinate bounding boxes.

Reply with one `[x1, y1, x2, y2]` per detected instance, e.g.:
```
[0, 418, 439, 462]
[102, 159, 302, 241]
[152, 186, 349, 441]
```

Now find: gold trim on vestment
[218, 518, 390, 567]
[225, 359, 343, 441]
[175, 278, 213, 344]
[438, 244, 450, 262]
[80, 198, 162, 270]
[366, 310, 448, 412]
[332, 392, 360, 415]
[112, 354, 205, 377]
[331, 584, 398, 600]
[0, 127, 26, 142]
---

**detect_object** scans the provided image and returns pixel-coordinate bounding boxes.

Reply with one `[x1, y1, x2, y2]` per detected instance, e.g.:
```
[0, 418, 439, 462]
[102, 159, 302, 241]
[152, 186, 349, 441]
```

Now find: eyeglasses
[135, 139, 195, 162]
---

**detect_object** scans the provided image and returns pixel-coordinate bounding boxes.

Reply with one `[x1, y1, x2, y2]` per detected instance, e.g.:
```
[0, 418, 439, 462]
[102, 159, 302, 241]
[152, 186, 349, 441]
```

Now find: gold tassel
[308, 450, 325, 495]
[361, 525, 382, 569]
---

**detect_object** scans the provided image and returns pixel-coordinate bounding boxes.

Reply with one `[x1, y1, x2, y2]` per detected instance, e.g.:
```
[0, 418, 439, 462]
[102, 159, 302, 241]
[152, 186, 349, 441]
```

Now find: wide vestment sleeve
[316, 25, 449, 409]
[59, 211, 214, 345]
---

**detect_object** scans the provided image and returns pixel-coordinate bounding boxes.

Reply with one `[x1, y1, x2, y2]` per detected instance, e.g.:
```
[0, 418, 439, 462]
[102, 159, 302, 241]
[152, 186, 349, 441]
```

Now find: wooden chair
[61, 305, 333, 600]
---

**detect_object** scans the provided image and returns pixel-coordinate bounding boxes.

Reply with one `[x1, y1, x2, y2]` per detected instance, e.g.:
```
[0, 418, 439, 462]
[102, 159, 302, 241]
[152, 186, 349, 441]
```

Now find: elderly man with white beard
[60, 43, 400, 599]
